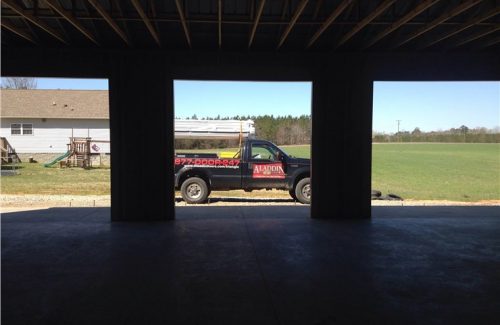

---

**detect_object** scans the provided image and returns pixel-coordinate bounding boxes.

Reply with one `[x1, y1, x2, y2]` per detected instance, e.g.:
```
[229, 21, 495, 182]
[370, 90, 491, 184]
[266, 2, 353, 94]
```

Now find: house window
[11, 124, 21, 135]
[22, 124, 33, 135]
[11, 123, 33, 135]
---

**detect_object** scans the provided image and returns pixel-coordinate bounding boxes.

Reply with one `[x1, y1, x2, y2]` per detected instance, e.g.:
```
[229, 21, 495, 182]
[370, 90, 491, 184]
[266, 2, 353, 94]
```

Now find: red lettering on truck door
[252, 163, 285, 179]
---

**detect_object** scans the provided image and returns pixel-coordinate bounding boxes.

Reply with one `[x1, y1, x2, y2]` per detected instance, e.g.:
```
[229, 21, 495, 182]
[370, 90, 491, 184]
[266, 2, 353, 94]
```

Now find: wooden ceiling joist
[2, 0, 67, 44]
[218, 0, 222, 48]
[312, 0, 324, 20]
[44, 0, 98, 45]
[396, 0, 483, 48]
[1, 19, 37, 44]
[175, 0, 192, 48]
[277, 0, 309, 49]
[455, 24, 500, 47]
[423, 6, 500, 48]
[480, 35, 500, 48]
[87, 0, 130, 46]
[364, 0, 440, 49]
[336, 0, 395, 48]
[306, 0, 354, 48]
[131, 0, 161, 46]
[248, 0, 266, 48]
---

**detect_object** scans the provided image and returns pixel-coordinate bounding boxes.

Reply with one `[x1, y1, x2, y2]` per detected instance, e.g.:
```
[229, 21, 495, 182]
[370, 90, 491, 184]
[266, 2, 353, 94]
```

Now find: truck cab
[174, 139, 310, 204]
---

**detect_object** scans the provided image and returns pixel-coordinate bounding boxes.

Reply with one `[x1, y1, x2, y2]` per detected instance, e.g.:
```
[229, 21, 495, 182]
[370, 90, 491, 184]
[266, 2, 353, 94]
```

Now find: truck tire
[289, 189, 297, 201]
[294, 177, 311, 204]
[181, 177, 209, 204]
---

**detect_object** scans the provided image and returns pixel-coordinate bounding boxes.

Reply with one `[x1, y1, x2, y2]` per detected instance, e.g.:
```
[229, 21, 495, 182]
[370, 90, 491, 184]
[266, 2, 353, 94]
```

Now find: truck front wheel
[294, 177, 311, 204]
[181, 177, 209, 204]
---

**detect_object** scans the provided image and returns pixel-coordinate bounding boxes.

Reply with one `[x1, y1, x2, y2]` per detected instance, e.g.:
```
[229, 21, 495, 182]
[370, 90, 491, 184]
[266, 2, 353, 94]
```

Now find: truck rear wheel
[181, 177, 209, 204]
[295, 177, 311, 204]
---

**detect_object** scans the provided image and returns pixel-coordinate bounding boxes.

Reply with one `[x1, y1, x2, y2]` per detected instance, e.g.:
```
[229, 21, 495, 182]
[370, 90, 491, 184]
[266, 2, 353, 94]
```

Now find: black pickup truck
[175, 139, 310, 204]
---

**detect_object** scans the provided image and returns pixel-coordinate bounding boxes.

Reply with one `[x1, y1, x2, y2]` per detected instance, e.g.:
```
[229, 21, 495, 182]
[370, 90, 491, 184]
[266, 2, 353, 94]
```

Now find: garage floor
[2, 206, 500, 324]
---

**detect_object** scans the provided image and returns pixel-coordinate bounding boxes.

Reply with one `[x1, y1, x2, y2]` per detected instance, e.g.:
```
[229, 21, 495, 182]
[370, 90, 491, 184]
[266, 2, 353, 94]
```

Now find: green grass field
[372, 143, 499, 201]
[1, 164, 110, 195]
[2, 143, 499, 201]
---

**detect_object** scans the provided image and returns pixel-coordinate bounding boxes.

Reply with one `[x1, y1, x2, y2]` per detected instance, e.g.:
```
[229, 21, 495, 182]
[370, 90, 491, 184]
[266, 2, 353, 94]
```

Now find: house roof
[1, 89, 109, 119]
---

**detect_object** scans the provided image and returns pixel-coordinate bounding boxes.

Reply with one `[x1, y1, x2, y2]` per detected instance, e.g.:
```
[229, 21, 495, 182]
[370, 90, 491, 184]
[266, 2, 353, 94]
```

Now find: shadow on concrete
[2, 205, 499, 324]
[175, 196, 296, 204]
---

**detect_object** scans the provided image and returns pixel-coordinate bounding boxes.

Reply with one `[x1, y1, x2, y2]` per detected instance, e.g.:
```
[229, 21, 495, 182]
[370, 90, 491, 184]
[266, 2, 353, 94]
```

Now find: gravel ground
[1, 194, 498, 213]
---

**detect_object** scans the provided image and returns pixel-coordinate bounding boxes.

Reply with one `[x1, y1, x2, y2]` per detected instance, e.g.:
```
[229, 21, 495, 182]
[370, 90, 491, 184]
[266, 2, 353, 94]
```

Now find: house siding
[0, 118, 110, 154]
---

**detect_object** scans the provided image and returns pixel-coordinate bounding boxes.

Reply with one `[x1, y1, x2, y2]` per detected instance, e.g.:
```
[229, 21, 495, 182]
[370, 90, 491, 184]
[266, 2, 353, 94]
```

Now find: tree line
[373, 126, 500, 143]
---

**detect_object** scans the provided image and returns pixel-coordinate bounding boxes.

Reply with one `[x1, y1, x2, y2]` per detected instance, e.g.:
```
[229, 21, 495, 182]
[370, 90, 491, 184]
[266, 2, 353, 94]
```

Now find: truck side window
[251, 144, 277, 161]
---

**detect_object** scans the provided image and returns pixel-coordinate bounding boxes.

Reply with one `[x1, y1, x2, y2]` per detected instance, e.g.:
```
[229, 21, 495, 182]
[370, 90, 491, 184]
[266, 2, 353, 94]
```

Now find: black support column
[311, 58, 373, 219]
[109, 54, 174, 221]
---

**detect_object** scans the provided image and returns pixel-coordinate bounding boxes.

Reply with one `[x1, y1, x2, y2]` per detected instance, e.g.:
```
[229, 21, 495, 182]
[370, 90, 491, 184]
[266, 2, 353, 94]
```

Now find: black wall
[3, 48, 498, 220]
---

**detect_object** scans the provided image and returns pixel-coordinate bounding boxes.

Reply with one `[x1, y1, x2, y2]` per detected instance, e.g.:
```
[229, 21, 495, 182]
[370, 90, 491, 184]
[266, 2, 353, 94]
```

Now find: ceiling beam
[336, 0, 395, 48]
[248, 0, 266, 48]
[2, 0, 67, 44]
[277, 0, 309, 49]
[312, 0, 324, 20]
[218, 0, 222, 48]
[454, 24, 500, 47]
[131, 0, 161, 46]
[82, 0, 101, 41]
[480, 34, 500, 48]
[149, 0, 161, 41]
[280, 0, 290, 21]
[395, 0, 482, 48]
[175, 0, 191, 47]
[1, 19, 37, 44]
[44, 0, 98, 45]
[87, 0, 130, 46]
[364, 0, 440, 49]
[307, 0, 354, 48]
[423, 6, 500, 48]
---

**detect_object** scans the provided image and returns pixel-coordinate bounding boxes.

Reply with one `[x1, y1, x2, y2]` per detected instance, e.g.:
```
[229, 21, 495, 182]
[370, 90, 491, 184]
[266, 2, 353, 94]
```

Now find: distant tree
[191, 114, 198, 120]
[411, 127, 422, 135]
[1, 77, 37, 89]
[459, 125, 469, 142]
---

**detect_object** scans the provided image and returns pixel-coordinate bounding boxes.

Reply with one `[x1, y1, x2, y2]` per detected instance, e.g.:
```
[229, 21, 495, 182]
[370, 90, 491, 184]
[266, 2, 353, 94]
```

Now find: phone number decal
[175, 158, 240, 168]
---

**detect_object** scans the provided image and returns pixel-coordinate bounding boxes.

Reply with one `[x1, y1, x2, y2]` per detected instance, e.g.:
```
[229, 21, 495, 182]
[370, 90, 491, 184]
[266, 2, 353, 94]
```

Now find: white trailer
[174, 119, 255, 139]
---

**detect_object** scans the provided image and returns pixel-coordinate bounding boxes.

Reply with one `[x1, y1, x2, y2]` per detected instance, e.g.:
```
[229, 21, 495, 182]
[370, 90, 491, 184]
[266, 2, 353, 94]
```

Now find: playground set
[1, 137, 21, 170]
[44, 137, 109, 168]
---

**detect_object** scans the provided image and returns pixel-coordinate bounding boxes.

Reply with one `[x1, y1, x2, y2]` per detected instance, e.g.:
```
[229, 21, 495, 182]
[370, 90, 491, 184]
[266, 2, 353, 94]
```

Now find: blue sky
[373, 81, 499, 133]
[8, 77, 499, 133]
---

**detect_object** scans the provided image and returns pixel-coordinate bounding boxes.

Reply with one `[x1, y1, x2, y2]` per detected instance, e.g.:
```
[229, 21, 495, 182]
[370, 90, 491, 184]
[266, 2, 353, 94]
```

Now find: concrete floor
[2, 206, 500, 325]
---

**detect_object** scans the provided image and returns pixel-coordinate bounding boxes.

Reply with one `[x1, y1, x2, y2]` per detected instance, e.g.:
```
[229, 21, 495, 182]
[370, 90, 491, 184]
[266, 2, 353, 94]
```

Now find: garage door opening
[372, 81, 500, 205]
[1, 77, 111, 211]
[173, 80, 312, 212]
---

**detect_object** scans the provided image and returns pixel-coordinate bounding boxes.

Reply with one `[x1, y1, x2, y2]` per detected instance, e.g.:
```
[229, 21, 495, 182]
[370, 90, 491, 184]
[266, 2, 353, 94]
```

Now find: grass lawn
[1, 164, 110, 195]
[2, 143, 499, 201]
[372, 143, 500, 201]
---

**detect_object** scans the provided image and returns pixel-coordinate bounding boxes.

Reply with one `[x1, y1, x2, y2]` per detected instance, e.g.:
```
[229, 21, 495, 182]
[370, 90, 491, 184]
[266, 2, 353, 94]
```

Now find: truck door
[242, 142, 287, 189]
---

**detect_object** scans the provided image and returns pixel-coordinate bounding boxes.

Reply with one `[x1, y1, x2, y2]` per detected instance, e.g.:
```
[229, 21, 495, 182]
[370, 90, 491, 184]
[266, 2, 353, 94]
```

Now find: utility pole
[396, 120, 401, 142]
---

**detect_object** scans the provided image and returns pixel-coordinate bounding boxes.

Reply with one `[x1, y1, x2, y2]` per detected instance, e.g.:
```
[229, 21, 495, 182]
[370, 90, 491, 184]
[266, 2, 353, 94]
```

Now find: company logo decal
[253, 163, 285, 179]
